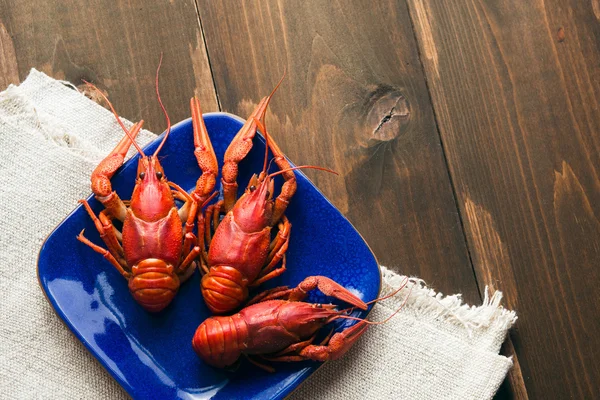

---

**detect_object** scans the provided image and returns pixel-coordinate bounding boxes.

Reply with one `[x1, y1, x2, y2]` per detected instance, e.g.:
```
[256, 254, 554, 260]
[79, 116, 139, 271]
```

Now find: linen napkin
[0, 69, 517, 400]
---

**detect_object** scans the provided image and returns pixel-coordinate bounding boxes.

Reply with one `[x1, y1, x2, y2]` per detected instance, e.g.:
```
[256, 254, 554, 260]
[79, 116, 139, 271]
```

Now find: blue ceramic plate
[38, 113, 380, 400]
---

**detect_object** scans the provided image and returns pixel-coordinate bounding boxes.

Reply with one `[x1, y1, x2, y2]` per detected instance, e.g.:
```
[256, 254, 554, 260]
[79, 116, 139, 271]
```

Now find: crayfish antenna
[82, 79, 146, 157]
[253, 117, 272, 176]
[153, 53, 171, 157]
[365, 276, 410, 306]
[260, 70, 286, 176]
[254, 114, 339, 181]
[267, 165, 339, 179]
[261, 118, 270, 175]
[265, 69, 286, 111]
[265, 157, 277, 174]
[337, 277, 413, 326]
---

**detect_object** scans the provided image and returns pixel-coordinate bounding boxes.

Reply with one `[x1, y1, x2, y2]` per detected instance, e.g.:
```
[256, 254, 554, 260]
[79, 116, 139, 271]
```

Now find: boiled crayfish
[197, 78, 335, 314]
[192, 275, 409, 369]
[77, 64, 218, 312]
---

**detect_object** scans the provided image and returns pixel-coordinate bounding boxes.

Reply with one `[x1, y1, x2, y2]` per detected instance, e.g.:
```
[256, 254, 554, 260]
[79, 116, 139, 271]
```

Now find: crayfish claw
[298, 321, 369, 362]
[289, 276, 368, 310]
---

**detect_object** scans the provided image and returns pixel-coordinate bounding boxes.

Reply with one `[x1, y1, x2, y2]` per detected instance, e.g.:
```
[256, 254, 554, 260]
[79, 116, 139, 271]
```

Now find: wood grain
[195, 0, 481, 303]
[0, 20, 19, 89]
[0, 0, 217, 132]
[0, 0, 541, 396]
[407, 0, 600, 397]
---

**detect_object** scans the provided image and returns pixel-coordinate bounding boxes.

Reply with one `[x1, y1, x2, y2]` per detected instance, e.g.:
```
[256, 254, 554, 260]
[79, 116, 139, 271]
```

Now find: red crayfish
[192, 275, 410, 369]
[77, 63, 218, 312]
[197, 78, 335, 314]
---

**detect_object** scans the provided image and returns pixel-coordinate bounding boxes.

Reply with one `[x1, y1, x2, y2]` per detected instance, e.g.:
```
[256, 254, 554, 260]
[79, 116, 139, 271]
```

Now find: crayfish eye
[249, 185, 256, 192]
[265, 191, 270, 199]
[139, 172, 146, 180]
[156, 171, 163, 180]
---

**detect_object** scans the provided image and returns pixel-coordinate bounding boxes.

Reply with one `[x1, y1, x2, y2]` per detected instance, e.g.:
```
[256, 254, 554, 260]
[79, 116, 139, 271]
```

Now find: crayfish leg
[178, 232, 200, 282]
[271, 334, 317, 357]
[246, 285, 291, 305]
[77, 229, 130, 279]
[249, 255, 287, 288]
[292, 321, 369, 362]
[78, 199, 126, 264]
[203, 200, 224, 244]
[262, 216, 291, 276]
[244, 354, 275, 373]
[197, 200, 222, 276]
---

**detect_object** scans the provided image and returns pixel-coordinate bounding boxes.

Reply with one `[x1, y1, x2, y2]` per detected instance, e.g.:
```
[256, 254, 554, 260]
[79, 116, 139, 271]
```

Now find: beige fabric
[0, 70, 516, 400]
[291, 269, 515, 400]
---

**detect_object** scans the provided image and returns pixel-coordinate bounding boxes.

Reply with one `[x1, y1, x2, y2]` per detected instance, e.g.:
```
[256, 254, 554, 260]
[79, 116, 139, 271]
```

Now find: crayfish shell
[201, 266, 249, 314]
[128, 259, 180, 312]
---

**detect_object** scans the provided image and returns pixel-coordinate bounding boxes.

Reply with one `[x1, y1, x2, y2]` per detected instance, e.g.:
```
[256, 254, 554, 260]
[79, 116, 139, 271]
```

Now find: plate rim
[37, 111, 382, 399]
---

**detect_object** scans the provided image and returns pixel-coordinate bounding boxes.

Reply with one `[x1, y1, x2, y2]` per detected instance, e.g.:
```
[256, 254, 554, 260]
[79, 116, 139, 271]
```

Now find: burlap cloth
[0, 70, 517, 399]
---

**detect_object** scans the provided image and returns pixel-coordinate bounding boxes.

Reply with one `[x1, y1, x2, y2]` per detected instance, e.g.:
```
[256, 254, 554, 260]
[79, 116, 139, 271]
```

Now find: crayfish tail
[128, 259, 180, 312]
[201, 266, 248, 314]
[192, 315, 248, 368]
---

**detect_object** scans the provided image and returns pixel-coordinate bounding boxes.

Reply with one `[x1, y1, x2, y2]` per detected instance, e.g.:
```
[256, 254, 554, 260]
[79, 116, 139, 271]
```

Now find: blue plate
[37, 113, 380, 400]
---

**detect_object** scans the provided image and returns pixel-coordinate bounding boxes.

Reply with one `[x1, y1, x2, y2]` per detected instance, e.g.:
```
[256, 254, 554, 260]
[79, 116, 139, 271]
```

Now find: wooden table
[2, 1, 598, 398]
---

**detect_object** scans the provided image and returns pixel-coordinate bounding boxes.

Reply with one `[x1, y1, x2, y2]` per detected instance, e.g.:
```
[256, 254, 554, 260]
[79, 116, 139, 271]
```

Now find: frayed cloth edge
[379, 266, 518, 338]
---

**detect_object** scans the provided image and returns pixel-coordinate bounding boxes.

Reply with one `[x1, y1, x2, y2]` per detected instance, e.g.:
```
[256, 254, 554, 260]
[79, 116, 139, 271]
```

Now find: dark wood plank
[195, 0, 481, 303]
[407, 0, 600, 398]
[0, 19, 19, 89]
[0, 0, 217, 132]
[496, 338, 529, 400]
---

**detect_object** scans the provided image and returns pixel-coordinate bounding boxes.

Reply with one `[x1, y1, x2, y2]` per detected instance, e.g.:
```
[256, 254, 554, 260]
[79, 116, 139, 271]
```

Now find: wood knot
[366, 90, 410, 145]
[557, 27, 565, 43]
